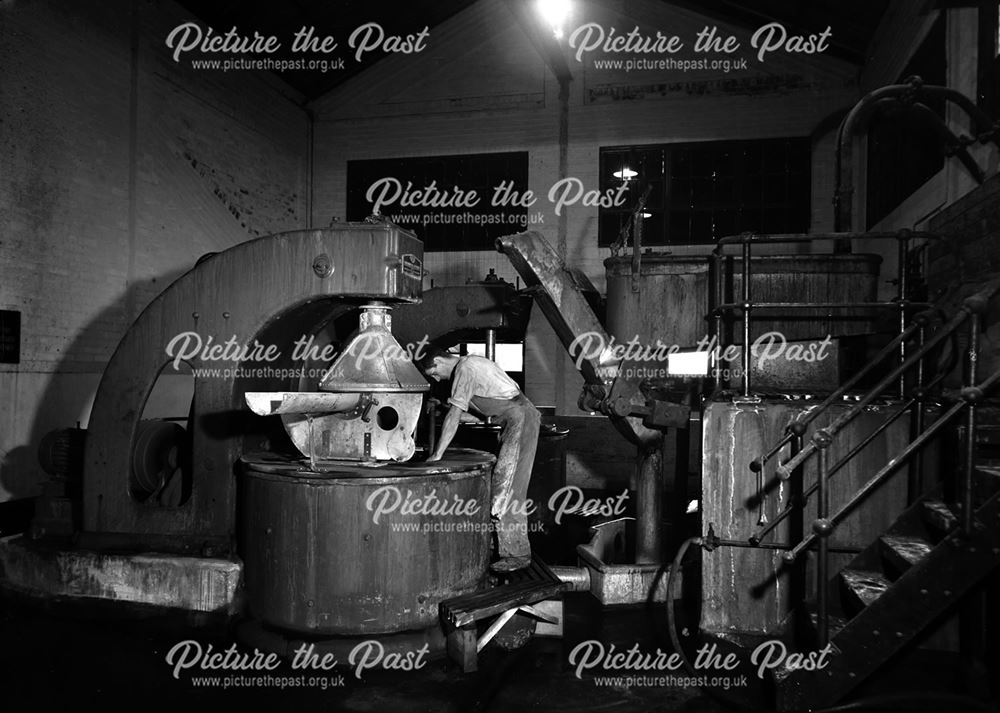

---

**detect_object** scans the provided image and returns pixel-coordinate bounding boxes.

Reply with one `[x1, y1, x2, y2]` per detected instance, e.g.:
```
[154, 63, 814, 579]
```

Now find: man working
[419, 345, 540, 573]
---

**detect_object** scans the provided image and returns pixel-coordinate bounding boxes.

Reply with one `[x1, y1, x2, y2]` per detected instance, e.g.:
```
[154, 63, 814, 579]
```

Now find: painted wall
[0, 0, 310, 501]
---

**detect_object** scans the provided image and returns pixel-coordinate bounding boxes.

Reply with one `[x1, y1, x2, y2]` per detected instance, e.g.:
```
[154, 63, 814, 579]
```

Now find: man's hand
[430, 405, 463, 463]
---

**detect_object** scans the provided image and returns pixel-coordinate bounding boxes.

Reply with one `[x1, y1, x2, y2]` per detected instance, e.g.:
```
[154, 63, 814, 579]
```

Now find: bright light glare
[667, 351, 710, 376]
[613, 167, 638, 179]
[537, 0, 571, 29]
[464, 342, 524, 372]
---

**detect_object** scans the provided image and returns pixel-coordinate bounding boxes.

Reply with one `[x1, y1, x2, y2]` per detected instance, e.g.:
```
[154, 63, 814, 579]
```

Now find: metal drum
[240, 449, 494, 636]
[604, 253, 883, 348]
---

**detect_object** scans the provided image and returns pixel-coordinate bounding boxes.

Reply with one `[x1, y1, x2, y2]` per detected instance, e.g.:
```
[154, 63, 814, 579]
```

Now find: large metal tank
[240, 449, 493, 636]
[699, 398, 919, 637]
[604, 253, 883, 349]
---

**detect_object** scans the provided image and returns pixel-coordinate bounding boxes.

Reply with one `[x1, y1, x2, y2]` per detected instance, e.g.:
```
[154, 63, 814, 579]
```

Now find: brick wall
[927, 173, 1000, 385]
[0, 0, 309, 500]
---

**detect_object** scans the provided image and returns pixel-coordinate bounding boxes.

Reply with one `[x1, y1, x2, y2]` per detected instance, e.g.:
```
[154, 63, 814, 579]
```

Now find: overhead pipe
[834, 76, 1000, 238]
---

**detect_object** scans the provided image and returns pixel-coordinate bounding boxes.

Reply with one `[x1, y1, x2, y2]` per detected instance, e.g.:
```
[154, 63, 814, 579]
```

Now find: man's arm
[427, 404, 464, 462]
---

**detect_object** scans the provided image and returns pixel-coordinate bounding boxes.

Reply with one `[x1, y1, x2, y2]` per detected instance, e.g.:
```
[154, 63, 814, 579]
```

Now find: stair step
[840, 569, 891, 609]
[880, 534, 933, 572]
[807, 609, 848, 638]
[921, 500, 958, 533]
[973, 463, 1000, 489]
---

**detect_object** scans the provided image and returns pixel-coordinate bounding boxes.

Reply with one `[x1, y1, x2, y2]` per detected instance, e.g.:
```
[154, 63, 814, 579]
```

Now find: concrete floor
[0, 587, 746, 713]
[3, 566, 997, 712]
[1, 509, 995, 712]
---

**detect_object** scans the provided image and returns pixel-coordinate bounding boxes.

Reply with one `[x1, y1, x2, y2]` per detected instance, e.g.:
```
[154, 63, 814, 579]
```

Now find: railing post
[897, 233, 909, 398]
[909, 324, 926, 504]
[815, 441, 831, 647]
[712, 250, 725, 392]
[742, 240, 752, 397]
[963, 312, 980, 535]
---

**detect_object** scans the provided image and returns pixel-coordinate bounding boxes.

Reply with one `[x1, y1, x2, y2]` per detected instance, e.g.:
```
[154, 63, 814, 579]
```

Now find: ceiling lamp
[536, 0, 571, 39]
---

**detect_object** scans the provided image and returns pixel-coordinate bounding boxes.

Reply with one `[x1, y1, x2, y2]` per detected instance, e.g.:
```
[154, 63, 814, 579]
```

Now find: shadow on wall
[0, 278, 170, 500]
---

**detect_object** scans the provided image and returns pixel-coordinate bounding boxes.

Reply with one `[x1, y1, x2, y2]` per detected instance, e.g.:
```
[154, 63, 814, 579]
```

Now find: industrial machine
[4, 76, 999, 712]
[3, 221, 500, 658]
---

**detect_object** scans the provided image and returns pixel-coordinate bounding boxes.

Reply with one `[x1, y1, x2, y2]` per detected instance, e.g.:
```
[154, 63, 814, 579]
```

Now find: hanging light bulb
[536, 0, 571, 40]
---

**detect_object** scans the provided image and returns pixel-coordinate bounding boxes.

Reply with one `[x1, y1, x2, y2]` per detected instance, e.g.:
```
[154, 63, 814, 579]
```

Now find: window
[346, 152, 528, 252]
[598, 138, 811, 247]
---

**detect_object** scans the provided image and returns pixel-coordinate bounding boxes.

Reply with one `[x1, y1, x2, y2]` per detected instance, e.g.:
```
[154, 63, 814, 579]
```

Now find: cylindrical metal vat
[699, 398, 915, 637]
[240, 449, 493, 635]
[604, 253, 883, 348]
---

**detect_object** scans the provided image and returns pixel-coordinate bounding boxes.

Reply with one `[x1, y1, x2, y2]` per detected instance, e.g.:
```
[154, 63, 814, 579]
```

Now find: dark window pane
[600, 138, 809, 246]
[347, 152, 528, 252]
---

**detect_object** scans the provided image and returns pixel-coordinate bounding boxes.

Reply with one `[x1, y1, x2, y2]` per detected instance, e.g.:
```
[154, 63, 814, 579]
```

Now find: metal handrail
[774, 286, 998, 480]
[742, 277, 1000, 647]
[782, 367, 1000, 563]
[713, 300, 934, 311]
[709, 229, 929, 397]
[713, 230, 944, 247]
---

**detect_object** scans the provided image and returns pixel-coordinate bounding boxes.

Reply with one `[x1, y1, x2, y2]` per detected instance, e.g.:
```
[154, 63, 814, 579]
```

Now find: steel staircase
[715, 268, 1000, 712]
[776, 462, 1000, 710]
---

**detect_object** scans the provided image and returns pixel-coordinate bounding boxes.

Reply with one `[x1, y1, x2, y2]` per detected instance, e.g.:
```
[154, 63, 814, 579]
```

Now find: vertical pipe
[816, 447, 830, 647]
[909, 325, 926, 503]
[789, 434, 806, 613]
[897, 236, 909, 397]
[636, 444, 663, 564]
[741, 241, 752, 397]
[960, 313, 982, 695]
[963, 314, 979, 534]
[485, 328, 497, 362]
[713, 252, 725, 392]
[672, 425, 690, 550]
[554, 75, 570, 419]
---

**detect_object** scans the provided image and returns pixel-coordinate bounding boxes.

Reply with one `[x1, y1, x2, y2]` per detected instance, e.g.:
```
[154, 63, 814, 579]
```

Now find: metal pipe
[898, 235, 909, 397]
[752, 433, 793, 476]
[834, 78, 1000, 234]
[816, 448, 830, 647]
[636, 443, 663, 564]
[963, 314, 979, 534]
[742, 240, 751, 397]
[485, 328, 496, 362]
[715, 538, 862, 553]
[753, 401, 913, 543]
[784, 397, 975, 562]
[715, 230, 945, 246]
[714, 300, 933, 311]
[777, 307, 971, 480]
[712, 251, 725, 391]
[549, 565, 591, 592]
[910, 325, 927, 503]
